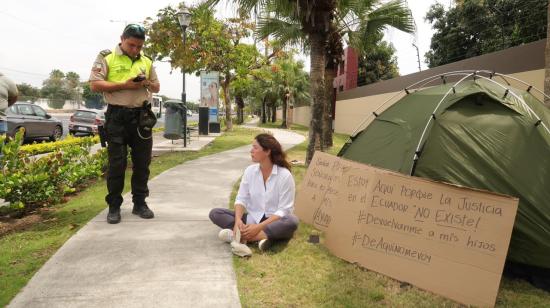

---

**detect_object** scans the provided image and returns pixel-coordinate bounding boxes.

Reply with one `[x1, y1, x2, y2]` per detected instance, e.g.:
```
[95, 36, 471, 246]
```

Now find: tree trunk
[222, 76, 233, 131]
[322, 22, 342, 147]
[545, 0, 550, 106]
[281, 94, 288, 128]
[305, 32, 327, 165]
[324, 65, 336, 147]
[235, 95, 244, 124]
[271, 104, 276, 122]
[261, 97, 267, 123]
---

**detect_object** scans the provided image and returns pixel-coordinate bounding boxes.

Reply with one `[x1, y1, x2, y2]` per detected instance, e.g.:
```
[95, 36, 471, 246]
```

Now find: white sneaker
[218, 229, 233, 243]
[258, 239, 272, 251]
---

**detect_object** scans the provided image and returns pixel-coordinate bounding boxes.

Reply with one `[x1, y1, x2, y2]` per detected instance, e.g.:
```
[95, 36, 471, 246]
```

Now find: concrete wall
[293, 106, 312, 127]
[291, 39, 547, 135]
[275, 107, 294, 125]
[334, 91, 404, 135]
[333, 68, 545, 135]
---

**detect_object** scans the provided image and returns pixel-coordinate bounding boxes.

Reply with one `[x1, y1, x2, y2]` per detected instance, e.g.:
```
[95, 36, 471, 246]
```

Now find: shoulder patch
[99, 49, 112, 57]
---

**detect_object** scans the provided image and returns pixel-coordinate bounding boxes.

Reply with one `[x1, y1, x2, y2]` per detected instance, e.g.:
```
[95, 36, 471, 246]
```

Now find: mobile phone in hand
[133, 75, 145, 82]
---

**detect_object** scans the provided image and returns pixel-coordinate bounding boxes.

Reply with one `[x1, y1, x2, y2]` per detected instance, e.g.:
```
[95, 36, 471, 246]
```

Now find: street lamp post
[177, 7, 191, 147]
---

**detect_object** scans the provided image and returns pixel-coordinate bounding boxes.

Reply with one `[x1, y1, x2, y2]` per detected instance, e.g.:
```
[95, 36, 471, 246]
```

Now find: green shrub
[0, 129, 107, 216]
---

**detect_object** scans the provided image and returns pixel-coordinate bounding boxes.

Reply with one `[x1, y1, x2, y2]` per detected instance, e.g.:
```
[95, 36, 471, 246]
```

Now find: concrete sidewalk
[8, 127, 305, 308]
[151, 132, 219, 155]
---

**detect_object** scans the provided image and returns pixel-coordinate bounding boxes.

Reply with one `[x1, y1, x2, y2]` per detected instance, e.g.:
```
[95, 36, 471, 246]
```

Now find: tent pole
[475, 75, 550, 136]
[410, 73, 477, 175]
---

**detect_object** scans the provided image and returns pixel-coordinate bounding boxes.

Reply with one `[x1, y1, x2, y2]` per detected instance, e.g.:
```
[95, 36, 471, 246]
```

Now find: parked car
[68, 109, 105, 136]
[5, 102, 63, 141]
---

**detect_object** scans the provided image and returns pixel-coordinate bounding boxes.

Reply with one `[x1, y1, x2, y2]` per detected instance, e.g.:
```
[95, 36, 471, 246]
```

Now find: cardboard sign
[295, 152, 359, 229]
[295, 152, 519, 307]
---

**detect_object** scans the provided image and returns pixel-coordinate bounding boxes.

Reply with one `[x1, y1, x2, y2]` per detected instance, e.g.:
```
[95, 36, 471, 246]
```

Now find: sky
[1, 0, 446, 102]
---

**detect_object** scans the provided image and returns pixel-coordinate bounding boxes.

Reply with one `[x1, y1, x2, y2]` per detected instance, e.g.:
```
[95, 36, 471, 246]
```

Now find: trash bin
[163, 100, 187, 140]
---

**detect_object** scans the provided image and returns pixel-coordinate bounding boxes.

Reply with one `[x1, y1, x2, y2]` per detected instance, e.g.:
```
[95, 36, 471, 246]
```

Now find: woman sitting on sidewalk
[209, 133, 299, 255]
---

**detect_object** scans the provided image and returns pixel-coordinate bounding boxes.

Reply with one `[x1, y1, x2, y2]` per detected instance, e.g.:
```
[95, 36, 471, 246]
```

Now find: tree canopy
[357, 32, 399, 86]
[144, 3, 261, 130]
[425, 0, 547, 68]
[40, 69, 83, 109]
[82, 82, 105, 109]
[16, 83, 40, 102]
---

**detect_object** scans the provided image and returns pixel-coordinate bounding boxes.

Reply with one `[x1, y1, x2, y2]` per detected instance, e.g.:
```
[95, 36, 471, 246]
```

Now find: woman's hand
[233, 219, 245, 240]
[241, 224, 263, 241]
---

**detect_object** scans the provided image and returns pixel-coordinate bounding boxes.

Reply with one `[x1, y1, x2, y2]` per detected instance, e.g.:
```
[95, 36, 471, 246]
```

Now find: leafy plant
[20, 135, 99, 155]
[0, 129, 107, 216]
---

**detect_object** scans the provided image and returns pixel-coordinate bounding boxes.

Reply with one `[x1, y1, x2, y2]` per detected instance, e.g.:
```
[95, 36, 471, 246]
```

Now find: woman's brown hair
[255, 133, 291, 171]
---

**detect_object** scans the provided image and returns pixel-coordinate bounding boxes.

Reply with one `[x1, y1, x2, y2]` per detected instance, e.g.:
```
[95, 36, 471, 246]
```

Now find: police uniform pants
[104, 106, 152, 207]
[209, 208, 299, 241]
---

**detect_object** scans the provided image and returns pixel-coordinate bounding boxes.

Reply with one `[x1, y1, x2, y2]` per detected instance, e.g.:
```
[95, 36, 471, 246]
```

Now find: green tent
[338, 71, 550, 271]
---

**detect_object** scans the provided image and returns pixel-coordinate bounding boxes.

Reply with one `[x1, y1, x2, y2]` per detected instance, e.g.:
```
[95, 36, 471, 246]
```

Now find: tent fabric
[339, 78, 550, 270]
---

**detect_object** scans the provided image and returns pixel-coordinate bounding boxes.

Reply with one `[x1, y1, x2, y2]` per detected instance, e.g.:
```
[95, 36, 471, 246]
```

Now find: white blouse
[235, 164, 295, 224]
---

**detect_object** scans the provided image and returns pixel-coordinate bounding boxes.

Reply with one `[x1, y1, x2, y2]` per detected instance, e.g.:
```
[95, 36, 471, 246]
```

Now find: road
[15, 111, 201, 147]
[49, 112, 199, 140]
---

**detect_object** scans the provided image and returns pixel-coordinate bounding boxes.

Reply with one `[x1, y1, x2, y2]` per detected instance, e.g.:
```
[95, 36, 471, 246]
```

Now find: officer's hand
[142, 80, 153, 90]
[124, 77, 145, 90]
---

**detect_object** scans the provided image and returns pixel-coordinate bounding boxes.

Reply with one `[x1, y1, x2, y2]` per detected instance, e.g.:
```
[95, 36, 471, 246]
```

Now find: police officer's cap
[122, 24, 146, 40]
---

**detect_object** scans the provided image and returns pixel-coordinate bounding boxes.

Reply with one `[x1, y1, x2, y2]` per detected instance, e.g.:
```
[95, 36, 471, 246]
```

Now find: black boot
[132, 202, 154, 219]
[107, 205, 121, 224]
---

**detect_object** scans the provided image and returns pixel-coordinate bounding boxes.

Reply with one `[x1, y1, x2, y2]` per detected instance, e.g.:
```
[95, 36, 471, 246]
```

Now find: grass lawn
[2, 121, 549, 307]
[0, 126, 259, 307]
[231, 122, 550, 307]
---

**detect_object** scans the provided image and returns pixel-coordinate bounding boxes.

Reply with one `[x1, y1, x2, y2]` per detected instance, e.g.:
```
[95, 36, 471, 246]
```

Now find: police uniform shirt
[0, 72, 18, 117]
[89, 45, 159, 108]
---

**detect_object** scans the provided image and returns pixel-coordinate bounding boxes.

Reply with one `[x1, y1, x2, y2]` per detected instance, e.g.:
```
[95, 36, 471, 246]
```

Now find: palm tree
[209, 0, 336, 164]
[287, 61, 310, 126]
[247, 64, 279, 123]
[255, 0, 414, 159]
[329, 0, 414, 144]
[271, 57, 310, 128]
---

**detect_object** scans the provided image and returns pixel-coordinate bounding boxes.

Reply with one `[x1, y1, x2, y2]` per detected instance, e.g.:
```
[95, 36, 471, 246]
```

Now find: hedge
[0, 130, 107, 216]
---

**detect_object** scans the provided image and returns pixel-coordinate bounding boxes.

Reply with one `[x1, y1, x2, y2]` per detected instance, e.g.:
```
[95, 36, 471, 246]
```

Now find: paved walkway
[8, 124, 305, 307]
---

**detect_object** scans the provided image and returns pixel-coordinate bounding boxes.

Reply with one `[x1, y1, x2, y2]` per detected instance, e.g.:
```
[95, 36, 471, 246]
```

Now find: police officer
[89, 24, 160, 224]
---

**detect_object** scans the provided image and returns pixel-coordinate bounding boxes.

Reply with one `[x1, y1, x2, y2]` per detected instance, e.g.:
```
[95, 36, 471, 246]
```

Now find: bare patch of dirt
[0, 214, 43, 237]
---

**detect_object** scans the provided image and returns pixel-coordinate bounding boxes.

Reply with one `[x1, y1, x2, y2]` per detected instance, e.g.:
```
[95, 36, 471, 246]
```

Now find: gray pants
[209, 208, 299, 241]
